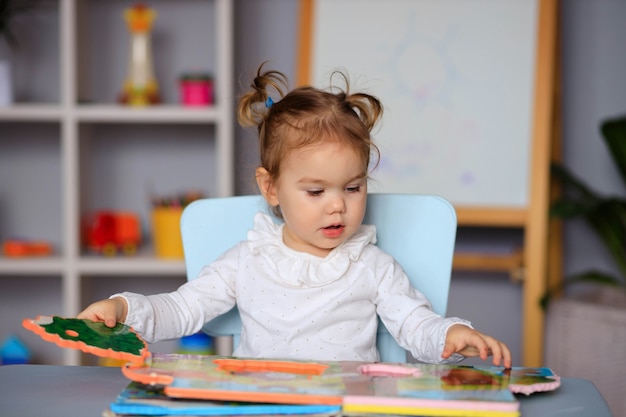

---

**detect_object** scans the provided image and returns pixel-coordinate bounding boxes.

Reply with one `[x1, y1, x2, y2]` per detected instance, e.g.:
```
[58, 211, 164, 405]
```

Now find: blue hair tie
[265, 97, 274, 108]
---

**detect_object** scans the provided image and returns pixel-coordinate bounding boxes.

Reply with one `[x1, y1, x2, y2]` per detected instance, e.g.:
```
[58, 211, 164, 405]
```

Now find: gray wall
[233, 0, 299, 194]
[233, 0, 626, 366]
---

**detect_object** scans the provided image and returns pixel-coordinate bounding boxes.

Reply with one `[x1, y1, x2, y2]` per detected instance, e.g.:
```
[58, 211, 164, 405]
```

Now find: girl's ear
[256, 167, 279, 207]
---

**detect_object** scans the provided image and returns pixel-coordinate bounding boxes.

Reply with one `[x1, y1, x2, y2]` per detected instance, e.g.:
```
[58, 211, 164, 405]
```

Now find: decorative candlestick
[118, 4, 160, 106]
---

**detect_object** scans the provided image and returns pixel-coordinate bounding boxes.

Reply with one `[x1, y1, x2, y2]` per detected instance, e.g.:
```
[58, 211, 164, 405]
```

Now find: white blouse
[116, 212, 470, 363]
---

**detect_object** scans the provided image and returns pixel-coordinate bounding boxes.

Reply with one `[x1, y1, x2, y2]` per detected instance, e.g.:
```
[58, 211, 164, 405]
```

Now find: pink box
[180, 74, 213, 106]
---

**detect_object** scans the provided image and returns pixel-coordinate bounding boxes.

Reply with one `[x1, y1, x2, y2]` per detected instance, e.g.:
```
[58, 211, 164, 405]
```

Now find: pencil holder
[151, 207, 184, 259]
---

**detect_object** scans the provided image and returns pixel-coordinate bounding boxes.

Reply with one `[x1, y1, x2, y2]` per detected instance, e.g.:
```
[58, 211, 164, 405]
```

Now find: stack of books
[108, 353, 560, 417]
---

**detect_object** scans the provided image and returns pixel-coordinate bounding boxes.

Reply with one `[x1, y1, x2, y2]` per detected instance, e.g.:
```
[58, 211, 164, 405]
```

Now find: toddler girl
[79, 64, 511, 367]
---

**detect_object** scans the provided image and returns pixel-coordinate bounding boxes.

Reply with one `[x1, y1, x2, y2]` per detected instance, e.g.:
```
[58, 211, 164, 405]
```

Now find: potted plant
[544, 115, 626, 303]
[544, 115, 626, 417]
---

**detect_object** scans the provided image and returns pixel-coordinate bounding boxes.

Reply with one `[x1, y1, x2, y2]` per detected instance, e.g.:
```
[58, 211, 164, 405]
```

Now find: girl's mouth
[322, 224, 344, 238]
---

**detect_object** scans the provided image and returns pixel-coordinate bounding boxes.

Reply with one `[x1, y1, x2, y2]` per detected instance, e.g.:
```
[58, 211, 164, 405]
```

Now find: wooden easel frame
[296, 0, 559, 367]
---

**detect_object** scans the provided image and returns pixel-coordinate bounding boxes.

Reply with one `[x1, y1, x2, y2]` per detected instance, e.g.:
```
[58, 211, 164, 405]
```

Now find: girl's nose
[327, 195, 346, 214]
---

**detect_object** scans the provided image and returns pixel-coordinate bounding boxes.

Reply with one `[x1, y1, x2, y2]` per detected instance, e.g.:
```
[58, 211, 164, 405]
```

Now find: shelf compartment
[77, 122, 217, 257]
[1, 274, 65, 365]
[0, 122, 63, 251]
[76, 0, 218, 106]
[0, 1, 61, 105]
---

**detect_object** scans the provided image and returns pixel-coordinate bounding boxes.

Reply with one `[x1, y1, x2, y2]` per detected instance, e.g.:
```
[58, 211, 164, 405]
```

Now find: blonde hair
[237, 63, 383, 217]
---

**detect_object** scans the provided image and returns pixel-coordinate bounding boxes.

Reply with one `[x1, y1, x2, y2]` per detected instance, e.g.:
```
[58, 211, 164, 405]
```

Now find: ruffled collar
[247, 212, 377, 287]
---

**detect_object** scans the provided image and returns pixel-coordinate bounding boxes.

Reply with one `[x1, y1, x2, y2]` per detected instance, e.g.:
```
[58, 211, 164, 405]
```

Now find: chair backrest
[180, 193, 457, 362]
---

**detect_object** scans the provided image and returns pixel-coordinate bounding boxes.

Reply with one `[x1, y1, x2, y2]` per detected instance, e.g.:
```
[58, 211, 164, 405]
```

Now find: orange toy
[2, 239, 53, 257]
[82, 211, 142, 256]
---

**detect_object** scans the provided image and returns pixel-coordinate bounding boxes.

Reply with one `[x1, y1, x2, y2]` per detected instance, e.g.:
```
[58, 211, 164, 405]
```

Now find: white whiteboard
[309, 0, 538, 207]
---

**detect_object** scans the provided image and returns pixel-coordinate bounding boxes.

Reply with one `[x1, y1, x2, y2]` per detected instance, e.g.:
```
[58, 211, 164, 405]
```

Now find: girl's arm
[78, 243, 242, 343]
[115, 269, 237, 343]
[372, 251, 471, 363]
[373, 252, 511, 366]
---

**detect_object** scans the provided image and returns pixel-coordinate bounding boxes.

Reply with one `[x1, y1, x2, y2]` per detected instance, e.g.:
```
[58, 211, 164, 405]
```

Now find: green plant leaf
[585, 199, 626, 277]
[550, 163, 600, 201]
[545, 115, 626, 307]
[549, 162, 604, 220]
[602, 117, 626, 187]
[550, 199, 593, 219]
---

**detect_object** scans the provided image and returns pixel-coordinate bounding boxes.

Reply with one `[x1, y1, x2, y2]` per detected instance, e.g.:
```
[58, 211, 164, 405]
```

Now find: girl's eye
[307, 189, 324, 197]
[346, 185, 361, 193]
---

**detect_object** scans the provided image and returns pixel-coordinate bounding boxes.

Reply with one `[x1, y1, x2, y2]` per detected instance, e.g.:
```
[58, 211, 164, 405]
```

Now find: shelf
[0, 105, 64, 121]
[74, 104, 225, 123]
[0, 256, 185, 276]
[0, 104, 225, 123]
[0, 0, 234, 366]
[0, 257, 65, 275]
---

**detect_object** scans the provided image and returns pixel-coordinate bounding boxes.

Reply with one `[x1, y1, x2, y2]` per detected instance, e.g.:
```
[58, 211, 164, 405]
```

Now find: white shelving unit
[0, 0, 233, 365]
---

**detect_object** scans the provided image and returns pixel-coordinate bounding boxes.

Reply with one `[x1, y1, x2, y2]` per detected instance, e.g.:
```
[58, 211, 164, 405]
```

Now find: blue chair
[180, 193, 457, 363]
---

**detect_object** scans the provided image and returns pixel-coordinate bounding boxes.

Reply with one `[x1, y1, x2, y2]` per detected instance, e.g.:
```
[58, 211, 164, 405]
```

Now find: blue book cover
[110, 381, 341, 416]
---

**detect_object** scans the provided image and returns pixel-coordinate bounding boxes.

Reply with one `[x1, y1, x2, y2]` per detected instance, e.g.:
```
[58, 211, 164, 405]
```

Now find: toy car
[82, 211, 141, 256]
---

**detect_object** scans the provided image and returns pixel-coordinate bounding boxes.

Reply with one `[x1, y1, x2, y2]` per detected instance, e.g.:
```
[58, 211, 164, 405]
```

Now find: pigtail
[328, 71, 383, 133]
[237, 64, 289, 128]
[345, 92, 383, 133]
[326, 71, 383, 170]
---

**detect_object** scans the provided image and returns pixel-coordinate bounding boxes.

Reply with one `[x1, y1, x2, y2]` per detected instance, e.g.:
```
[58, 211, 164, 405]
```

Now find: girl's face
[268, 140, 368, 258]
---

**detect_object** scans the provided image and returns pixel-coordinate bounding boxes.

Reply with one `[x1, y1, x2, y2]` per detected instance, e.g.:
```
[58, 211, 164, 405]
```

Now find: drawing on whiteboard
[375, 13, 481, 193]
[311, 0, 537, 207]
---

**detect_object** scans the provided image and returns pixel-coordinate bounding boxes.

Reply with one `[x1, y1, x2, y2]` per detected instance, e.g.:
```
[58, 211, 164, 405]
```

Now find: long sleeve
[112, 244, 242, 343]
[371, 247, 471, 363]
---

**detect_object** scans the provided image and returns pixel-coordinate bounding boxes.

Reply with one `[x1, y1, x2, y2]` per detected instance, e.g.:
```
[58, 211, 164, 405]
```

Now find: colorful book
[122, 353, 560, 417]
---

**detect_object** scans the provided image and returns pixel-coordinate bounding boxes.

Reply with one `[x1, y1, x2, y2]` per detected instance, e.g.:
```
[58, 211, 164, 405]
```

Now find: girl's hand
[77, 297, 128, 328]
[442, 324, 512, 368]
